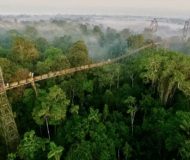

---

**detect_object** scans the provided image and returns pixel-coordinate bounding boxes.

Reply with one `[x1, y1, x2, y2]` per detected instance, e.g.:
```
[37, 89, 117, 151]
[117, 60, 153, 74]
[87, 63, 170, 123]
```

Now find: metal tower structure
[183, 20, 190, 40]
[0, 67, 19, 150]
[150, 18, 158, 32]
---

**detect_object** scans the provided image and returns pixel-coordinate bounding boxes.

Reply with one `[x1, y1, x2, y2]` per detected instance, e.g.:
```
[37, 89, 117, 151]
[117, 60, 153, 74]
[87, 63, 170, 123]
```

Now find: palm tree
[48, 142, 64, 160]
[125, 96, 137, 135]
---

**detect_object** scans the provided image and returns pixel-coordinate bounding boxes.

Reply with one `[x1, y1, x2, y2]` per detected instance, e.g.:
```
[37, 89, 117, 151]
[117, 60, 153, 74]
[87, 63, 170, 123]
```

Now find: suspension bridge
[0, 17, 189, 150]
[0, 42, 158, 150]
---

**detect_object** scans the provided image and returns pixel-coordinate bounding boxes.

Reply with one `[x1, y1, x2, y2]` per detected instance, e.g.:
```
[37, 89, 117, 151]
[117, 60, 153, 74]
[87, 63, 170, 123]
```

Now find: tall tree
[67, 41, 90, 67]
[12, 37, 39, 66]
[139, 49, 190, 105]
[33, 86, 70, 139]
[124, 96, 137, 135]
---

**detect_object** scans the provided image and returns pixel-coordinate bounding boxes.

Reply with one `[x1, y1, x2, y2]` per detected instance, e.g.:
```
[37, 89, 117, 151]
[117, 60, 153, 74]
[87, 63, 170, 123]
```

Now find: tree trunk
[130, 74, 134, 88]
[117, 149, 120, 160]
[45, 116, 51, 140]
[131, 111, 136, 136]
[39, 125, 42, 136]
[117, 70, 120, 89]
[55, 155, 61, 160]
[54, 125, 57, 136]
[71, 89, 75, 105]
[131, 116, 134, 136]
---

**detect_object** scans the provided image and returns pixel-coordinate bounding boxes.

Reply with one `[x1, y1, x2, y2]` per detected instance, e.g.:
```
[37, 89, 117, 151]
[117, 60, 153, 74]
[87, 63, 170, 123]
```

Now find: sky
[0, 0, 190, 17]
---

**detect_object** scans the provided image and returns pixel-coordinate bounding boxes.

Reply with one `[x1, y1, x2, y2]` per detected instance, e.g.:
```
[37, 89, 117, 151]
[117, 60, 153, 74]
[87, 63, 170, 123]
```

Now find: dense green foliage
[0, 22, 190, 160]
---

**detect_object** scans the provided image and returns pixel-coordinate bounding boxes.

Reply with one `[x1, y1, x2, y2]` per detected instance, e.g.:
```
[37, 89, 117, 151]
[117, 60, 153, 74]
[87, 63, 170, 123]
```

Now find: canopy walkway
[0, 42, 156, 149]
[1, 44, 154, 92]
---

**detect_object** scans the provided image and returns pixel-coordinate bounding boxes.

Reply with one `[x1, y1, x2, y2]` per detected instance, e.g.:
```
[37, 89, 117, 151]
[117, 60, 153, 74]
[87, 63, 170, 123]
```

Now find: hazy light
[0, 0, 189, 17]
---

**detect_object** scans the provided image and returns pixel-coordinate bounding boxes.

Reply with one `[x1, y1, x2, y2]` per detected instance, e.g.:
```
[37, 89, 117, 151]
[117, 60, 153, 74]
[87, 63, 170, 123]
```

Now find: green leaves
[88, 108, 101, 123]
[180, 140, 190, 160]
[139, 49, 190, 105]
[17, 130, 48, 160]
[36, 47, 70, 74]
[0, 58, 17, 82]
[67, 41, 90, 67]
[127, 34, 145, 49]
[12, 37, 39, 64]
[123, 142, 132, 159]
[66, 141, 93, 160]
[70, 105, 79, 115]
[7, 153, 17, 160]
[11, 130, 64, 160]
[32, 86, 70, 126]
[177, 111, 190, 136]
[48, 142, 64, 160]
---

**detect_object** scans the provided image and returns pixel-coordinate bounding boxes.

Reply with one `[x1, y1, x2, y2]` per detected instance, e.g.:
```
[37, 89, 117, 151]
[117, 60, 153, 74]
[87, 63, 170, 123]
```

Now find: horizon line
[0, 13, 188, 20]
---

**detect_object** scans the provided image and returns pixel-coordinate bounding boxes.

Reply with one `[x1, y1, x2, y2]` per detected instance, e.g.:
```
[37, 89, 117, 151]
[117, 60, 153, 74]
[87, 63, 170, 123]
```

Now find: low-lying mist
[0, 15, 189, 60]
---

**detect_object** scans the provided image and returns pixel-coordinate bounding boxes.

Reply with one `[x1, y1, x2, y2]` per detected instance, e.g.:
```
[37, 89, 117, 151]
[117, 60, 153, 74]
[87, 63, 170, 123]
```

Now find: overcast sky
[0, 0, 189, 17]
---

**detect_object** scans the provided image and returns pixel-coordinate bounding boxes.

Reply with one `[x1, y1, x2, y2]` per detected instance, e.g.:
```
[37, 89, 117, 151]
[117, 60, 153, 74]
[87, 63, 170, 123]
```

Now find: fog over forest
[0, 15, 189, 60]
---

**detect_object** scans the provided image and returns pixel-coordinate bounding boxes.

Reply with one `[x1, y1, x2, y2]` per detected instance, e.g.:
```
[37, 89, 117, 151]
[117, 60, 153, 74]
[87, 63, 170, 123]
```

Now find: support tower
[183, 20, 190, 40]
[0, 67, 19, 150]
[150, 18, 158, 32]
